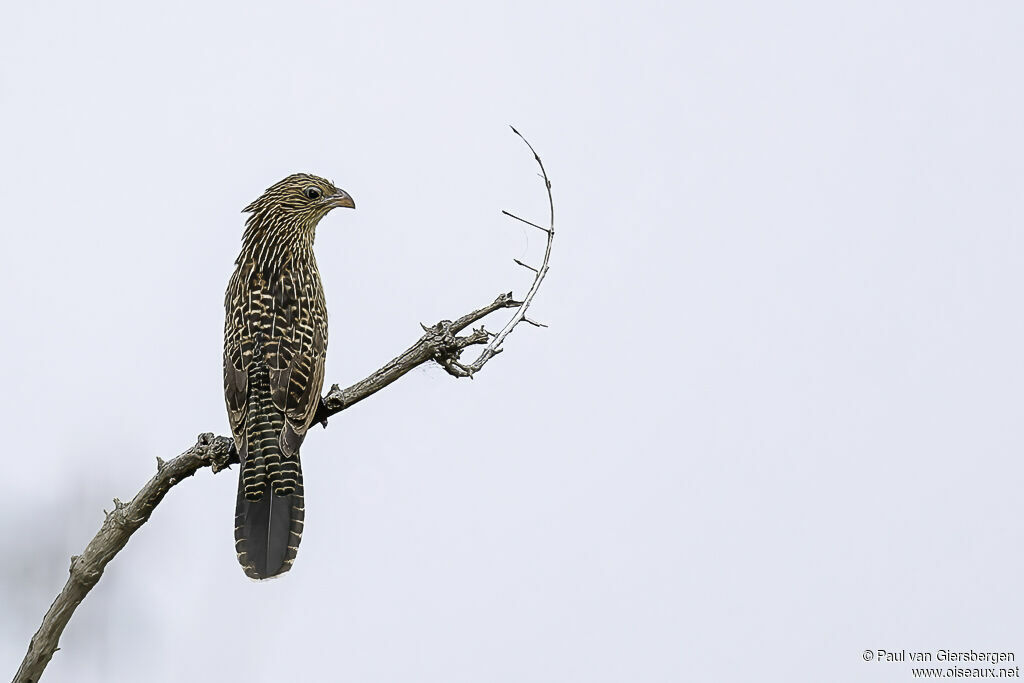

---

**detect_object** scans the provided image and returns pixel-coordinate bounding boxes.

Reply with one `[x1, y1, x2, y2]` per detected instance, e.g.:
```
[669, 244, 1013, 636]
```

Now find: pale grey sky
[2, 1, 1023, 682]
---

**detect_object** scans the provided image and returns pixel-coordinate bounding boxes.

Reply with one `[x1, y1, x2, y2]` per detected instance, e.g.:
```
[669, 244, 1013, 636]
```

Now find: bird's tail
[233, 473, 304, 580]
[233, 366, 305, 580]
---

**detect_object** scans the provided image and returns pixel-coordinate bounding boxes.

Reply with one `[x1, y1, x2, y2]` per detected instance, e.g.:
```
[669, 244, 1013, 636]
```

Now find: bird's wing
[269, 267, 327, 457]
[223, 275, 249, 450]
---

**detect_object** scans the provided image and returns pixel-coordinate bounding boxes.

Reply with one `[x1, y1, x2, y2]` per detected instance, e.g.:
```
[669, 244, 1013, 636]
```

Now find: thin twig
[444, 126, 555, 378]
[513, 258, 538, 273]
[501, 210, 551, 234]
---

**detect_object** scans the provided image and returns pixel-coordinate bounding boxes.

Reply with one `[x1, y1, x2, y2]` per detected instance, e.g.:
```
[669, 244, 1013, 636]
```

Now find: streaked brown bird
[223, 173, 354, 579]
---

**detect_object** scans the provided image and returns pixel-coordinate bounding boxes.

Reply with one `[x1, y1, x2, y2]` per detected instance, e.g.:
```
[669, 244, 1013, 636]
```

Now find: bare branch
[13, 290, 518, 683]
[14, 433, 235, 683]
[14, 128, 556, 683]
[311, 297, 517, 423]
[449, 126, 555, 376]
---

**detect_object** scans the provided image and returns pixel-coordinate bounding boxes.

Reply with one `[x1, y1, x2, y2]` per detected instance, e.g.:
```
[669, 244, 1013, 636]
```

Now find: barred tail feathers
[233, 474, 304, 580]
[234, 363, 305, 579]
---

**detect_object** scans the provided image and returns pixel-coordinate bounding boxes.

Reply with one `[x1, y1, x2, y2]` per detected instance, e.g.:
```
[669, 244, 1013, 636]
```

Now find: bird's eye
[304, 187, 322, 200]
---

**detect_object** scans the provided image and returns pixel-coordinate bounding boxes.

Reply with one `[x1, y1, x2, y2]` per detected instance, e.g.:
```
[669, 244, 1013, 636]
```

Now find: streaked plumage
[224, 173, 354, 579]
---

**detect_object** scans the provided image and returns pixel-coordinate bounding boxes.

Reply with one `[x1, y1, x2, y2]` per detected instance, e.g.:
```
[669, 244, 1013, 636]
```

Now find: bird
[223, 173, 354, 579]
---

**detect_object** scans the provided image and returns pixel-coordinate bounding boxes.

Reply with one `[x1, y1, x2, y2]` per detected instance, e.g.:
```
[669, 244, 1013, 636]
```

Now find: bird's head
[243, 173, 355, 227]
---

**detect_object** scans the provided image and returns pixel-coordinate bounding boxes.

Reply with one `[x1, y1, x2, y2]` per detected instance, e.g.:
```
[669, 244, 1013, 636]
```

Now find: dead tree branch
[13, 130, 554, 683]
[441, 126, 555, 379]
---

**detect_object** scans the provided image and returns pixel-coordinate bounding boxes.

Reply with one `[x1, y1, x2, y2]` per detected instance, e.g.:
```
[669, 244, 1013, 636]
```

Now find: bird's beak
[327, 190, 355, 210]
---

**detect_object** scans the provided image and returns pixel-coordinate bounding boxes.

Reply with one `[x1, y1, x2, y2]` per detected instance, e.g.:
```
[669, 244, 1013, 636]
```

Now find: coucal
[223, 173, 354, 579]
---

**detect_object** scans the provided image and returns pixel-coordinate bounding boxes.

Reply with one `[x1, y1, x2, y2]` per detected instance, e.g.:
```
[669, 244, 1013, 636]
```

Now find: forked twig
[441, 126, 555, 378]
